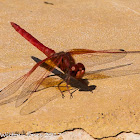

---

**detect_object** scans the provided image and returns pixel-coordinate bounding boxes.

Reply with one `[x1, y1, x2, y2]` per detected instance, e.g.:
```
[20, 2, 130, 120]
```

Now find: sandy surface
[0, 0, 140, 139]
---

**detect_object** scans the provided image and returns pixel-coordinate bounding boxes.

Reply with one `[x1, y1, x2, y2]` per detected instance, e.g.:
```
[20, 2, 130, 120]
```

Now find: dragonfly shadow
[0, 56, 96, 112]
[84, 63, 140, 80]
[20, 56, 135, 115]
[16, 56, 97, 115]
[0, 56, 137, 115]
[31, 56, 96, 92]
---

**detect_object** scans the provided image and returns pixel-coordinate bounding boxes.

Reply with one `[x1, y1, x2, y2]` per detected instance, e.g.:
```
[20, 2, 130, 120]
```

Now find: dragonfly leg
[58, 81, 65, 98]
[70, 88, 79, 98]
[70, 92, 73, 98]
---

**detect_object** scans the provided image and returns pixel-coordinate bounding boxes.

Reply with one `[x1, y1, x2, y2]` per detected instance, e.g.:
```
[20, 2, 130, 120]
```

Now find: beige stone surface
[0, 0, 140, 139]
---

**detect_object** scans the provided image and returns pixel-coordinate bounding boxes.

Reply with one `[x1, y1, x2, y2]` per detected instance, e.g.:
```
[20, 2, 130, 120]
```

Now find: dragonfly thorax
[55, 52, 85, 79]
[55, 52, 75, 73]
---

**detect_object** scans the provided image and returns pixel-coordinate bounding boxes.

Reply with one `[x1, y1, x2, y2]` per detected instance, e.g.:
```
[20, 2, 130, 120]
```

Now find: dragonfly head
[70, 63, 85, 79]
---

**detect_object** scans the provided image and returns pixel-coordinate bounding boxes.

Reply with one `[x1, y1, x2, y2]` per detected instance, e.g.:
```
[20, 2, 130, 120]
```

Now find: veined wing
[15, 56, 63, 107]
[0, 56, 62, 107]
[20, 87, 64, 115]
[19, 74, 94, 115]
[83, 63, 140, 80]
[69, 49, 140, 67]
[0, 58, 50, 101]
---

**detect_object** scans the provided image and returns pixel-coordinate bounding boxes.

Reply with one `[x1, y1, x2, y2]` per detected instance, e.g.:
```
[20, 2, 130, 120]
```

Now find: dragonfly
[0, 22, 140, 115]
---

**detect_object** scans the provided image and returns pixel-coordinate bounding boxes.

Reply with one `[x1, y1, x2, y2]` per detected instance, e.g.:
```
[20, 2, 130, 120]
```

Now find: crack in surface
[1, 128, 140, 139]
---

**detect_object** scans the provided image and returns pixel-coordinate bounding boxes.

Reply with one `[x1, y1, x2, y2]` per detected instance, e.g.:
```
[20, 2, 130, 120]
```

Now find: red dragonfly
[0, 22, 140, 115]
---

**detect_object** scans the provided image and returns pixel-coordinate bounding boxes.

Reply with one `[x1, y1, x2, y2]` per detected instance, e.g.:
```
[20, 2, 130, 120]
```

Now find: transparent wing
[15, 56, 63, 107]
[84, 63, 140, 80]
[19, 76, 92, 115]
[69, 49, 140, 68]
[0, 58, 48, 101]
[20, 88, 62, 115]
[0, 95, 18, 106]
[0, 75, 28, 101]
[0, 56, 61, 107]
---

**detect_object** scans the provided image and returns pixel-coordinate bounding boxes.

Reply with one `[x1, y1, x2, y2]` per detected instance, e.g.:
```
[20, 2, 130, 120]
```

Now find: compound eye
[77, 63, 85, 71]
[75, 63, 85, 79]
[70, 63, 85, 79]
